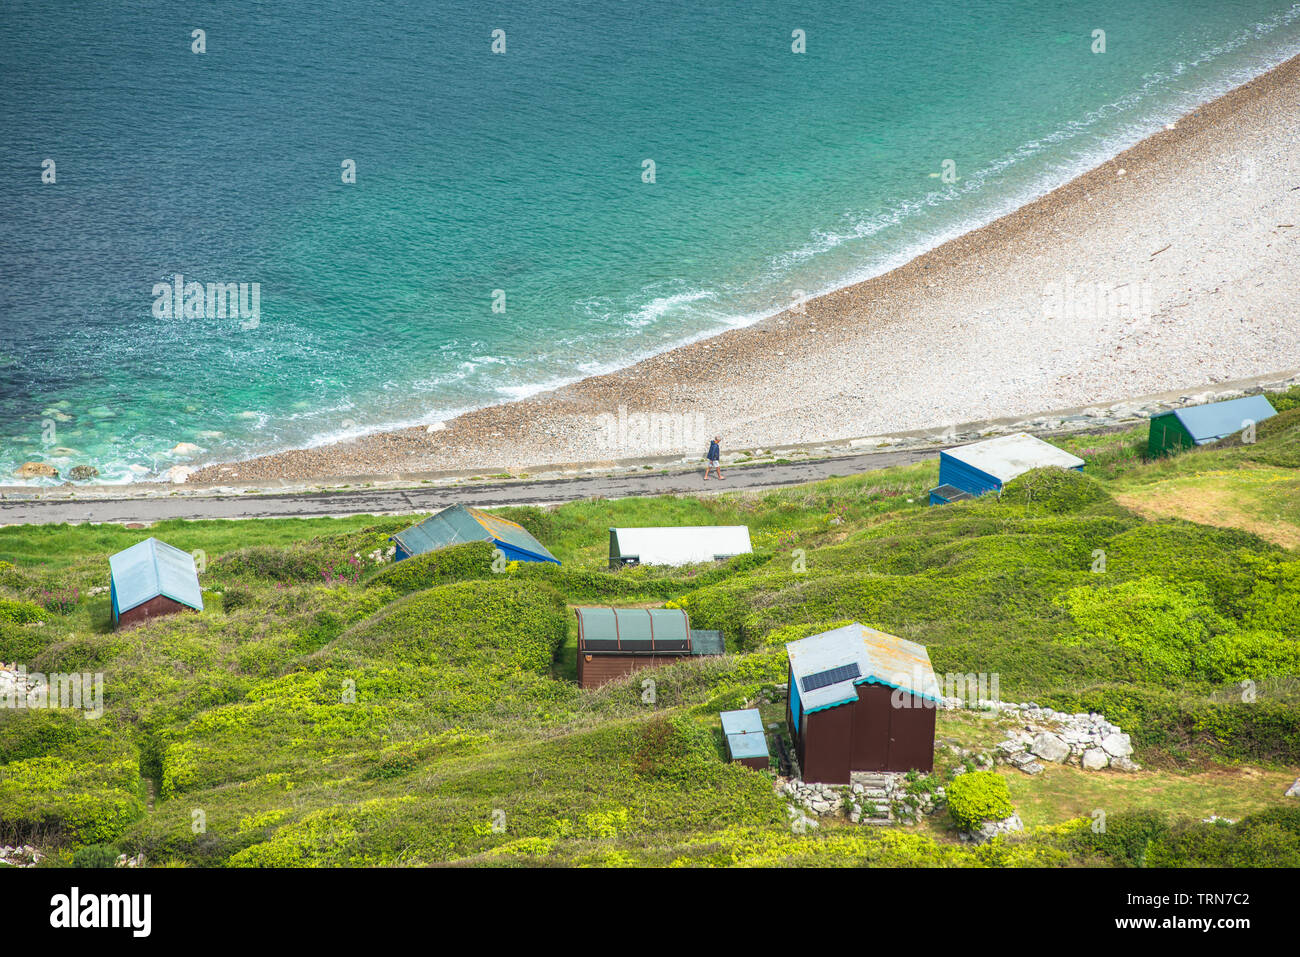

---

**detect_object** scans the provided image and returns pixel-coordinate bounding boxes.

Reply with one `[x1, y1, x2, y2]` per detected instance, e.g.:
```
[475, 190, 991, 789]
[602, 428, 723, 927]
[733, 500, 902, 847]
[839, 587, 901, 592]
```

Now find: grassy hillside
[1, 392, 1298, 867]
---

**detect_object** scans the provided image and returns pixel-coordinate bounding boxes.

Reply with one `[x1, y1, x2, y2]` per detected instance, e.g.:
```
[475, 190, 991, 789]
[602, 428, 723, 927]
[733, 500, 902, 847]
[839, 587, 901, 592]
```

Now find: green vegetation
[0, 385, 1297, 866]
[946, 771, 1015, 830]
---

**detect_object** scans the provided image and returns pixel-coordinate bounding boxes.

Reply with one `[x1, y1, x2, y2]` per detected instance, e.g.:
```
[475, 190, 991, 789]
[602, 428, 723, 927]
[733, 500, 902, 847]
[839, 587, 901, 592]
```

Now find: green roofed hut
[720, 708, 770, 770]
[574, 606, 723, 688]
[109, 537, 204, 629]
[390, 504, 559, 564]
[786, 623, 941, 783]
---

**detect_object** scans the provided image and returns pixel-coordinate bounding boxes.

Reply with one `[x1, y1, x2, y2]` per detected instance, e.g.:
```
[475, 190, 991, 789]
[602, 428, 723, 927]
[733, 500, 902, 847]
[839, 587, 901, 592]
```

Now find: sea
[3, 0, 1299, 482]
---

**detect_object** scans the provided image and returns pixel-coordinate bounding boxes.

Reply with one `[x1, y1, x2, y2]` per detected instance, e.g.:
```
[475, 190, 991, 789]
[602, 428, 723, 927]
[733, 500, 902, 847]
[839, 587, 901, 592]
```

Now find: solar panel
[801, 662, 861, 693]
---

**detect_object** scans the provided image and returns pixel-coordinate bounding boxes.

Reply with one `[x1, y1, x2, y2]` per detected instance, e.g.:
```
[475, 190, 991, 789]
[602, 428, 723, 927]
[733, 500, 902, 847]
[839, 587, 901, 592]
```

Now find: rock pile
[949, 700, 1140, 774]
[0, 845, 42, 868]
[0, 664, 35, 704]
[960, 813, 1025, 845]
[777, 771, 944, 827]
[779, 778, 846, 818]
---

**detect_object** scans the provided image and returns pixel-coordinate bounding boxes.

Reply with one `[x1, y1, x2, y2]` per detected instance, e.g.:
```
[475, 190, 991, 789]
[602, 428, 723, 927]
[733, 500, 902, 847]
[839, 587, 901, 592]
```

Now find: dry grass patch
[1113, 467, 1300, 549]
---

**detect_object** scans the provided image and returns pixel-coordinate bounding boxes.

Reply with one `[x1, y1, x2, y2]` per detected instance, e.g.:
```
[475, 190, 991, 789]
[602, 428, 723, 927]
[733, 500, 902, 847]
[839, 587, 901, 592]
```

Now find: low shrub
[0, 598, 44, 625]
[998, 467, 1110, 513]
[70, 843, 119, 868]
[365, 541, 495, 595]
[946, 771, 1015, 830]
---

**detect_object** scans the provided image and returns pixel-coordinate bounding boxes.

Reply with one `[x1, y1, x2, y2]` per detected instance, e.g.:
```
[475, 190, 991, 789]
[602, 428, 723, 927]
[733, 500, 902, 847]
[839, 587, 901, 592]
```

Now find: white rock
[1030, 732, 1070, 763]
[163, 465, 195, 484]
[1081, 748, 1109, 770]
[1100, 732, 1133, 758]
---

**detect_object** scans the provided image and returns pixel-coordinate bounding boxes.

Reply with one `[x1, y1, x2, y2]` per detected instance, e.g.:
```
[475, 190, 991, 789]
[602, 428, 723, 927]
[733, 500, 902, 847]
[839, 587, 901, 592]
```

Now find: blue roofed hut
[1147, 395, 1277, 457]
[390, 504, 559, 564]
[109, 538, 204, 629]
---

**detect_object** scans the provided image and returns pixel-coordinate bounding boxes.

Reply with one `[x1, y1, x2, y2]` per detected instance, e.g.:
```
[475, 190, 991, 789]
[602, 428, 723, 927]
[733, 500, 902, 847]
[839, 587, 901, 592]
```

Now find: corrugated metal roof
[391, 504, 558, 562]
[943, 432, 1084, 484]
[720, 709, 764, 736]
[575, 606, 691, 651]
[109, 538, 203, 615]
[1162, 395, 1277, 444]
[608, 526, 752, 565]
[786, 623, 941, 713]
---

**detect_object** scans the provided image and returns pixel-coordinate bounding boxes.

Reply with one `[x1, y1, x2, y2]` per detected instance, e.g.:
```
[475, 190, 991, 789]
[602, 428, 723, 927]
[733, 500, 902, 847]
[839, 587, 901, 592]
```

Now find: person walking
[704, 436, 724, 480]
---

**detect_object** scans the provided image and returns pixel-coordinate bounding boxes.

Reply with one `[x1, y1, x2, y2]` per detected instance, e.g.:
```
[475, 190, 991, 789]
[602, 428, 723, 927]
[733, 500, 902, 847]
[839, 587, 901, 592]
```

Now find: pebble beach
[185, 53, 1300, 487]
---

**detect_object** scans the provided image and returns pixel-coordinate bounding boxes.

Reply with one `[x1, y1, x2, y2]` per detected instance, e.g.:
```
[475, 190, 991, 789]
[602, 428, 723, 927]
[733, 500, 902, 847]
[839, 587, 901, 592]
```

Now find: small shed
[720, 709, 769, 770]
[786, 623, 941, 783]
[929, 432, 1084, 504]
[109, 538, 204, 629]
[574, 606, 722, 688]
[607, 526, 752, 568]
[1147, 395, 1277, 457]
[391, 504, 559, 564]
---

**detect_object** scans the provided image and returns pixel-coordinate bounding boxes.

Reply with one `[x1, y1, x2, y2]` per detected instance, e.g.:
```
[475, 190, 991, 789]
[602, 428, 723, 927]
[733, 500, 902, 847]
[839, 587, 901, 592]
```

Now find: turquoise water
[3, 1, 1299, 483]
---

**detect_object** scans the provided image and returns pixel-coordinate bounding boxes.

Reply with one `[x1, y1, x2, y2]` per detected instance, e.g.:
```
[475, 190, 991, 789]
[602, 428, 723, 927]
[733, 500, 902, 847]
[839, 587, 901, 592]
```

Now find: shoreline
[30, 52, 1300, 490]
[6, 366, 1297, 504]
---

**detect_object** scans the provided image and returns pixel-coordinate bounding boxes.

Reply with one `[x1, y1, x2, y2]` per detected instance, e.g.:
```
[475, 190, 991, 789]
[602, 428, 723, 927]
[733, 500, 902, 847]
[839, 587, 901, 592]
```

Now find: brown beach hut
[574, 606, 723, 689]
[785, 623, 940, 784]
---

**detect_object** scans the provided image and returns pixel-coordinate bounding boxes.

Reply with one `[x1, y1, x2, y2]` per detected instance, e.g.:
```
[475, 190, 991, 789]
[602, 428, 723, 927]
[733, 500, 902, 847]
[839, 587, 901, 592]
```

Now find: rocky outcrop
[162, 465, 195, 484]
[14, 461, 58, 479]
[943, 699, 1140, 773]
[68, 465, 100, 481]
[0, 845, 42, 868]
[0, 664, 36, 705]
[960, 813, 1024, 845]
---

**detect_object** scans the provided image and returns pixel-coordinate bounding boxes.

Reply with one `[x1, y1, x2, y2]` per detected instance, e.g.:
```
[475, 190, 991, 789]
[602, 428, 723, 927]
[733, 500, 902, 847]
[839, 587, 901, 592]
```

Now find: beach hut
[607, 526, 752, 568]
[929, 431, 1084, 505]
[720, 708, 770, 770]
[574, 606, 723, 688]
[1147, 395, 1277, 457]
[785, 623, 941, 784]
[390, 504, 559, 564]
[109, 538, 204, 629]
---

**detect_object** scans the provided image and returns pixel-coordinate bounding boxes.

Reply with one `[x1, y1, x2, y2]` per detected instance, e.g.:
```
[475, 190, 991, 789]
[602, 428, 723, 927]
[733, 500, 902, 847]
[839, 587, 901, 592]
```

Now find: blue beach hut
[929, 431, 1085, 505]
[1147, 395, 1277, 457]
[390, 504, 559, 564]
[109, 537, 204, 629]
